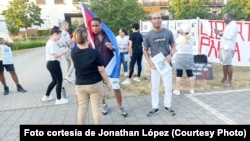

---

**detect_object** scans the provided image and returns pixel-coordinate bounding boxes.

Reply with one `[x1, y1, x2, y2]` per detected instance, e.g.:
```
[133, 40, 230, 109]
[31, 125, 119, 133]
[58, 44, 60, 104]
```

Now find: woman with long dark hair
[42, 26, 69, 105]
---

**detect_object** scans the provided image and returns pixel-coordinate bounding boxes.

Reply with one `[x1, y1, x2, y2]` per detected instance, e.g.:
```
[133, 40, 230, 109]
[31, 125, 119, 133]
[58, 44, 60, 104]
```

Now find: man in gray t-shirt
[144, 28, 175, 58]
[143, 12, 176, 116]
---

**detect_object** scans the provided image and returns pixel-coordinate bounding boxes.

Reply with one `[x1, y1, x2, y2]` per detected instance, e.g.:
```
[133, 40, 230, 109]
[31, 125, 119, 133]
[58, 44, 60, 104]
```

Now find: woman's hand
[106, 81, 112, 91]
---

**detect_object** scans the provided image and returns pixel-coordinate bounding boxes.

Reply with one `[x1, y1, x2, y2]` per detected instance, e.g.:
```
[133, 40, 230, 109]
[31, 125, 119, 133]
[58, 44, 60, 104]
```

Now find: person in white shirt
[214, 13, 238, 87]
[116, 28, 129, 77]
[173, 24, 195, 95]
[43, 26, 69, 105]
[0, 32, 26, 95]
[143, 13, 176, 116]
[58, 20, 74, 83]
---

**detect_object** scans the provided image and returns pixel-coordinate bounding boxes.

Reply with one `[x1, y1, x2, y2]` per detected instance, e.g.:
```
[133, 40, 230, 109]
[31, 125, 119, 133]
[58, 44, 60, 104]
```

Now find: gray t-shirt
[144, 28, 175, 57]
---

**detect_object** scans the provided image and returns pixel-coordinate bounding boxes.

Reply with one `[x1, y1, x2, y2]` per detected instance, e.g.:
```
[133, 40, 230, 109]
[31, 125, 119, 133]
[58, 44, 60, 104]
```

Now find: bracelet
[170, 53, 173, 57]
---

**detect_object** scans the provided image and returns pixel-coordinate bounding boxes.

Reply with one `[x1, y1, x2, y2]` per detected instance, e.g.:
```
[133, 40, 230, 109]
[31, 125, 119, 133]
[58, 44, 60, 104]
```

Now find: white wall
[1, 0, 79, 30]
[0, 15, 9, 34]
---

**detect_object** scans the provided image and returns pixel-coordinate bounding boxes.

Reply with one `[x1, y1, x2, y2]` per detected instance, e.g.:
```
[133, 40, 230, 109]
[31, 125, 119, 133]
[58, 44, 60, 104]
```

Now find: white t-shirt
[175, 35, 195, 55]
[221, 21, 238, 50]
[46, 40, 61, 62]
[116, 35, 129, 53]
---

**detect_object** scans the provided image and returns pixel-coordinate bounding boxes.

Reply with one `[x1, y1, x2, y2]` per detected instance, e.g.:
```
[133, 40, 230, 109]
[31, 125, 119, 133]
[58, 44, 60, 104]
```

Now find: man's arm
[0, 33, 14, 48]
[164, 43, 176, 63]
[128, 40, 132, 56]
[143, 48, 156, 70]
[5, 41, 14, 48]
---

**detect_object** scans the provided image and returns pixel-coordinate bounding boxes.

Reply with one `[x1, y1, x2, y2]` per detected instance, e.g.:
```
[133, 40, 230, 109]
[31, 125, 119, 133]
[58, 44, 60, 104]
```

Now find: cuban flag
[80, 2, 120, 78]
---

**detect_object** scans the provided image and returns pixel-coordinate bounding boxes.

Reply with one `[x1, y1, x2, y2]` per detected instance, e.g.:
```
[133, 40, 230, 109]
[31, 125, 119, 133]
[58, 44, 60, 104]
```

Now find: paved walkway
[0, 47, 250, 141]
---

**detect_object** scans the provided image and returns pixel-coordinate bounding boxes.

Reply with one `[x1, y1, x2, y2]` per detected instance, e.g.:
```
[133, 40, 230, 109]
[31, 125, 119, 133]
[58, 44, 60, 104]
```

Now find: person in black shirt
[71, 27, 112, 124]
[122, 23, 144, 85]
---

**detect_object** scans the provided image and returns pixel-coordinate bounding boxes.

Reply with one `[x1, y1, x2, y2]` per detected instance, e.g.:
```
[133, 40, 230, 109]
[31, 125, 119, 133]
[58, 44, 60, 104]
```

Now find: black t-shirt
[129, 32, 143, 54]
[71, 46, 104, 85]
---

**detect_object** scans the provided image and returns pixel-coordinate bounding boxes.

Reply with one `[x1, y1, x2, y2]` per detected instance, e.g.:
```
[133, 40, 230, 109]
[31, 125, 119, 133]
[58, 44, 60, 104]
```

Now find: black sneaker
[164, 107, 175, 116]
[17, 84, 26, 93]
[147, 108, 159, 116]
[3, 86, 9, 95]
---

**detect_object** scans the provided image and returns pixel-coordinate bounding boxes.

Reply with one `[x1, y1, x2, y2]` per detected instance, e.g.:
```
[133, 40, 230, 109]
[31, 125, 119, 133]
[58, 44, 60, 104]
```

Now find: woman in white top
[173, 24, 195, 95]
[43, 26, 69, 105]
[116, 28, 129, 76]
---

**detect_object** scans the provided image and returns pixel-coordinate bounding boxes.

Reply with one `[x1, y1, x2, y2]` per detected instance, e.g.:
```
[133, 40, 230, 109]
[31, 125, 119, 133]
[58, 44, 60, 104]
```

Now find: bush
[13, 40, 45, 50]
[37, 30, 50, 36]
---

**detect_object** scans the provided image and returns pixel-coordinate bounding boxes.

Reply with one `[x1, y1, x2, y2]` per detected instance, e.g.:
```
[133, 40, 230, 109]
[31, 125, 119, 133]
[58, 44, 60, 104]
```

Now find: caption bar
[20, 125, 249, 140]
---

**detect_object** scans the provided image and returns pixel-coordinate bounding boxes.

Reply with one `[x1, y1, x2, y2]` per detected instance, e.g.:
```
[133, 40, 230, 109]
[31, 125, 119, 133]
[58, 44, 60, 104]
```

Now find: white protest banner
[199, 20, 250, 66]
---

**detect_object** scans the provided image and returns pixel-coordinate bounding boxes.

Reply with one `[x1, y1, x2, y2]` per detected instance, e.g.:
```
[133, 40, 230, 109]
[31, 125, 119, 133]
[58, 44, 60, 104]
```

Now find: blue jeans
[120, 52, 128, 73]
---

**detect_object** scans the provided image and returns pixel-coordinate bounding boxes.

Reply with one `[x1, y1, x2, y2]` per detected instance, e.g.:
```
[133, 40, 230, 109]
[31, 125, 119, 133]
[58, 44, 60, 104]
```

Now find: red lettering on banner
[200, 22, 207, 36]
[200, 36, 210, 53]
[214, 21, 224, 39]
[208, 39, 219, 58]
[236, 22, 244, 41]
[200, 20, 244, 63]
[202, 71, 209, 79]
[208, 20, 214, 38]
[234, 43, 241, 61]
[244, 22, 250, 41]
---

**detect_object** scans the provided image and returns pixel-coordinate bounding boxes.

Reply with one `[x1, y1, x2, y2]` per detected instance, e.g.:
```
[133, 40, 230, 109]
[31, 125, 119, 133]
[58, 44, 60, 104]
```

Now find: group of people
[41, 12, 238, 124]
[116, 23, 144, 85]
[0, 10, 234, 125]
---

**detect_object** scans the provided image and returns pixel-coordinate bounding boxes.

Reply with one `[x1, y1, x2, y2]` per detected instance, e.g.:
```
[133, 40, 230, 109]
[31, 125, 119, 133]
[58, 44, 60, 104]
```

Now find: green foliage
[168, 0, 211, 19]
[71, 18, 85, 33]
[37, 30, 50, 36]
[90, 0, 146, 35]
[7, 23, 20, 35]
[13, 40, 45, 50]
[2, 0, 44, 39]
[222, 0, 250, 20]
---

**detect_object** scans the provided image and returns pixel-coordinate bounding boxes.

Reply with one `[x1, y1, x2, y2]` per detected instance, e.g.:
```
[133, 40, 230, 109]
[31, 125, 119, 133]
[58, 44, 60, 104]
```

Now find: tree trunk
[25, 28, 28, 41]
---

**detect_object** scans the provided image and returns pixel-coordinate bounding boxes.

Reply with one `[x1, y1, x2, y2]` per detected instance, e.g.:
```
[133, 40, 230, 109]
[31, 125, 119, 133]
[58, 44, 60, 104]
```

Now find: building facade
[0, 0, 227, 34]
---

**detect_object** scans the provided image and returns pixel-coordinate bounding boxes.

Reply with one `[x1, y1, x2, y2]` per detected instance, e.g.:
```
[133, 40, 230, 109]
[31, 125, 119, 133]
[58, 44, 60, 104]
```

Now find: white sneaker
[42, 95, 54, 102]
[133, 77, 140, 82]
[190, 89, 195, 95]
[124, 72, 128, 77]
[55, 98, 69, 105]
[173, 90, 181, 96]
[121, 78, 131, 85]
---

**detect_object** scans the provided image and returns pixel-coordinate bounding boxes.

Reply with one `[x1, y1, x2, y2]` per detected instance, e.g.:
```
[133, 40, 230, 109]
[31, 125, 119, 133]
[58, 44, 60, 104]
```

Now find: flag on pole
[80, 2, 120, 78]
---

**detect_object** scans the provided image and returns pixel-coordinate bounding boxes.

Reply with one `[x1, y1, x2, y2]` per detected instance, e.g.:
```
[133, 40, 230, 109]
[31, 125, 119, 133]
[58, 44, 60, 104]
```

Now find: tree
[89, 0, 146, 35]
[222, 0, 250, 20]
[168, 0, 211, 20]
[2, 0, 44, 40]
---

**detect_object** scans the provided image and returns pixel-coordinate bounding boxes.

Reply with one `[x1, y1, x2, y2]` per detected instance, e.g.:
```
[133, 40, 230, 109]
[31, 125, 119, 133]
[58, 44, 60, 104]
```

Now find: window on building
[54, 0, 64, 4]
[36, 0, 45, 4]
